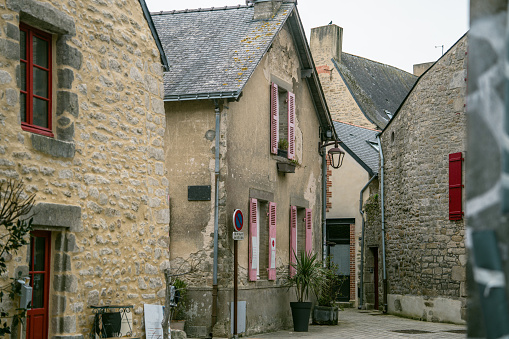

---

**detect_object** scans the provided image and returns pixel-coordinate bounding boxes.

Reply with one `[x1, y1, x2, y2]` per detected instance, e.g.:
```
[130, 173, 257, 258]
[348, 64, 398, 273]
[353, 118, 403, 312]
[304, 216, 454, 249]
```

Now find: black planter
[290, 302, 312, 332]
[101, 312, 122, 337]
[277, 149, 288, 158]
[312, 305, 338, 325]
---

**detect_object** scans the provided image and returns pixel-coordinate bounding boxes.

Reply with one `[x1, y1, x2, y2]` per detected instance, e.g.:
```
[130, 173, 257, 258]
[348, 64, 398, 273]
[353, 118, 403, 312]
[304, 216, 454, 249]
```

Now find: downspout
[377, 135, 388, 313]
[322, 147, 327, 267]
[358, 174, 377, 309]
[211, 99, 220, 335]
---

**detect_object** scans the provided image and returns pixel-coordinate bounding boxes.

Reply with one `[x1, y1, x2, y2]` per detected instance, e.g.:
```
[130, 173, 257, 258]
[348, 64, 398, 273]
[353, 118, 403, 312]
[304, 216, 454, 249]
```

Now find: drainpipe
[377, 135, 387, 313]
[211, 100, 220, 335]
[358, 174, 377, 309]
[322, 147, 327, 267]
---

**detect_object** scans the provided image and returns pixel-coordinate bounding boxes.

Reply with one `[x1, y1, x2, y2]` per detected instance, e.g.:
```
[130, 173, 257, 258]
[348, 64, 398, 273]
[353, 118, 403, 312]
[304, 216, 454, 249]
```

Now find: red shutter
[449, 152, 464, 220]
[249, 198, 258, 281]
[268, 202, 277, 280]
[270, 82, 279, 154]
[305, 208, 312, 254]
[289, 206, 297, 277]
[287, 92, 295, 160]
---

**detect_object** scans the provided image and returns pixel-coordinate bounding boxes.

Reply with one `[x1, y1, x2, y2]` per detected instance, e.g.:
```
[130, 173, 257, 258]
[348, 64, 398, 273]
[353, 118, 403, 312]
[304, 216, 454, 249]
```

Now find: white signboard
[270, 237, 276, 269]
[233, 232, 244, 240]
[144, 304, 167, 339]
[251, 236, 258, 269]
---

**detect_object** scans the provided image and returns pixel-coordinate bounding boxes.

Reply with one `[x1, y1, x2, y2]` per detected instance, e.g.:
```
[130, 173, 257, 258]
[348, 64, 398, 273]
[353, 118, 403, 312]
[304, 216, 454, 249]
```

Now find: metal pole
[322, 148, 327, 267]
[234, 240, 238, 338]
[212, 100, 221, 333]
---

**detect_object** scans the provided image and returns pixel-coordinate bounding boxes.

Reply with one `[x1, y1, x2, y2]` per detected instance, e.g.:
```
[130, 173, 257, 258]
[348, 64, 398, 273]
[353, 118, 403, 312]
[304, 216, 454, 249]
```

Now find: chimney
[413, 61, 435, 76]
[310, 24, 343, 63]
[252, 0, 282, 20]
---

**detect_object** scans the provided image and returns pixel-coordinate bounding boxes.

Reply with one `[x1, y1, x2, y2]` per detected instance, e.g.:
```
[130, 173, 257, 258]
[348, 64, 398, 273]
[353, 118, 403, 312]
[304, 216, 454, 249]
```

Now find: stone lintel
[7, 0, 76, 36]
[249, 188, 274, 202]
[290, 196, 309, 208]
[26, 202, 81, 231]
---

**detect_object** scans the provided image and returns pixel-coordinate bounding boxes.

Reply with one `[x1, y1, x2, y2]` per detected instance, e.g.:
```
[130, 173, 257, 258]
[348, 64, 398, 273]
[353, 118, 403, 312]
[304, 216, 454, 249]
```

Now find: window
[270, 82, 295, 160]
[289, 206, 312, 277]
[20, 24, 53, 137]
[449, 152, 464, 220]
[249, 198, 277, 281]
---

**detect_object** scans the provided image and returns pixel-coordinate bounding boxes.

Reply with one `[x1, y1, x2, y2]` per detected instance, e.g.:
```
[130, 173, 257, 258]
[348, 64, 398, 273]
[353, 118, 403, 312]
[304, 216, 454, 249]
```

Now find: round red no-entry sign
[233, 209, 243, 231]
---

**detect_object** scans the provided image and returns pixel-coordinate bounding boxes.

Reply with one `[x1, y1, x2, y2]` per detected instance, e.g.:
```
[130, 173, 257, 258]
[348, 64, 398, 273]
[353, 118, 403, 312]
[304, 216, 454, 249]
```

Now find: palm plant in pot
[284, 251, 324, 332]
[313, 257, 344, 325]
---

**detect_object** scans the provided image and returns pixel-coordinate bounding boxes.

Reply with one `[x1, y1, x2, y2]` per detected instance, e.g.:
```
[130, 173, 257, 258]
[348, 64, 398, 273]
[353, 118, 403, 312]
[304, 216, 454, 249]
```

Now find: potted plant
[278, 139, 289, 157]
[313, 257, 344, 325]
[170, 278, 187, 331]
[284, 251, 323, 332]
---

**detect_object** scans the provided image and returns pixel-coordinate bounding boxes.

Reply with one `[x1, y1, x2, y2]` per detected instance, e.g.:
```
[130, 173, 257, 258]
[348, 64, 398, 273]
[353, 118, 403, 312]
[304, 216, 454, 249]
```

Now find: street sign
[233, 232, 244, 241]
[233, 209, 244, 232]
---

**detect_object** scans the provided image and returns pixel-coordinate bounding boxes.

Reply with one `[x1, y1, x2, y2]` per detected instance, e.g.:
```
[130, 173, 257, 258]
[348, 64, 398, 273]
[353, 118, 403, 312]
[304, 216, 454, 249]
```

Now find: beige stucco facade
[165, 23, 325, 337]
[0, 0, 168, 337]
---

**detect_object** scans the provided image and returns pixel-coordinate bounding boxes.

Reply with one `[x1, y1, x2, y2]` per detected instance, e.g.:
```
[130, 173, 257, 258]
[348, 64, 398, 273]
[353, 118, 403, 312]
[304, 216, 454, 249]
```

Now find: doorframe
[27, 230, 51, 339]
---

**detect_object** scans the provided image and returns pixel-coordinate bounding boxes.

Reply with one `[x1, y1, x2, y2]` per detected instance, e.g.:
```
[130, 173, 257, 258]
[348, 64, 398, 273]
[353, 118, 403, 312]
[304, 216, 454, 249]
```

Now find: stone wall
[0, 0, 168, 336]
[380, 34, 467, 323]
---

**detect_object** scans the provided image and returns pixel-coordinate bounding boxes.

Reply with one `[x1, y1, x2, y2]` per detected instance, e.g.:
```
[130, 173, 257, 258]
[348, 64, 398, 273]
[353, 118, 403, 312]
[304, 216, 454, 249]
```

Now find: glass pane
[33, 236, 46, 271]
[20, 30, 26, 60]
[20, 93, 26, 123]
[32, 273, 44, 309]
[20, 62, 26, 91]
[33, 98, 48, 128]
[33, 36, 48, 68]
[33, 67, 48, 98]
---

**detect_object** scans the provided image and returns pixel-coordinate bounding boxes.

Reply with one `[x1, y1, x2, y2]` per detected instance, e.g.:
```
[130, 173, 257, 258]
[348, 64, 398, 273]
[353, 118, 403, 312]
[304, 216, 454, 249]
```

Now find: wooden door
[27, 231, 51, 339]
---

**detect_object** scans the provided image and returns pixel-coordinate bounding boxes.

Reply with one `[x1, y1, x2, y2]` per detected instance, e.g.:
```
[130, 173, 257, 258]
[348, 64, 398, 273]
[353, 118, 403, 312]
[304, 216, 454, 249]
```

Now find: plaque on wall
[188, 185, 211, 201]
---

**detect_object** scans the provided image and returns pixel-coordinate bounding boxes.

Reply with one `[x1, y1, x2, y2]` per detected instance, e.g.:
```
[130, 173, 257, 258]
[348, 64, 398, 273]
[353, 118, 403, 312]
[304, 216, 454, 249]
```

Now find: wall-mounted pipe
[376, 135, 387, 313]
[358, 174, 377, 309]
[322, 147, 327, 266]
[211, 100, 221, 335]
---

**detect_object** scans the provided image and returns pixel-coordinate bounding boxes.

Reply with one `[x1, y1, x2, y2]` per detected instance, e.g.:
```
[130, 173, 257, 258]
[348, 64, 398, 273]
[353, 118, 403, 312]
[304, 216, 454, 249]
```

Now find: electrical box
[20, 284, 32, 309]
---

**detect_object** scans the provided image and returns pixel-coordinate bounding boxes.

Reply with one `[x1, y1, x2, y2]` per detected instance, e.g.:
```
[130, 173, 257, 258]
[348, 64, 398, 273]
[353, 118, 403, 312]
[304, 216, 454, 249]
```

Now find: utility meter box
[20, 285, 32, 309]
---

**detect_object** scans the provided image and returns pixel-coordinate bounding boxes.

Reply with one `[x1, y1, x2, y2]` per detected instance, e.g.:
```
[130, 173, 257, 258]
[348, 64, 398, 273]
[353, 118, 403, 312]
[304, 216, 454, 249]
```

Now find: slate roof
[151, 4, 294, 101]
[334, 121, 379, 176]
[332, 54, 417, 129]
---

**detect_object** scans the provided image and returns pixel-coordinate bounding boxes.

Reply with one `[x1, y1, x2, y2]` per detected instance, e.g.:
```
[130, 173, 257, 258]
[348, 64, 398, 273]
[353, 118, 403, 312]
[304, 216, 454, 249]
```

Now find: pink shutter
[289, 206, 297, 277]
[270, 82, 279, 154]
[305, 208, 312, 254]
[449, 152, 464, 220]
[249, 198, 258, 281]
[287, 92, 295, 160]
[268, 202, 277, 280]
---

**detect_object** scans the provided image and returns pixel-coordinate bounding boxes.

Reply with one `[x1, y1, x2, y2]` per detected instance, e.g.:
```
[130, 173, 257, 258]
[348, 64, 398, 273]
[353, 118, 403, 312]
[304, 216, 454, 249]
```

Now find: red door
[27, 231, 51, 339]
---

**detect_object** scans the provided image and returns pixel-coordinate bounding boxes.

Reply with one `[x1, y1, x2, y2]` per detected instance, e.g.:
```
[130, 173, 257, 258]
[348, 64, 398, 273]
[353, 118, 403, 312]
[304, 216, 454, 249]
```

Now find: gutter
[211, 99, 221, 336]
[163, 91, 241, 102]
[358, 174, 377, 309]
[377, 134, 388, 313]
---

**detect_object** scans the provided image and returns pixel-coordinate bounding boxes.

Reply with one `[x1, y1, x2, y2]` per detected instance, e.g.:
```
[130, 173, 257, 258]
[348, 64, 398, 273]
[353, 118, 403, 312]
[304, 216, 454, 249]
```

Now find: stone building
[379, 33, 468, 323]
[151, 1, 335, 337]
[309, 24, 415, 308]
[0, 0, 169, 337]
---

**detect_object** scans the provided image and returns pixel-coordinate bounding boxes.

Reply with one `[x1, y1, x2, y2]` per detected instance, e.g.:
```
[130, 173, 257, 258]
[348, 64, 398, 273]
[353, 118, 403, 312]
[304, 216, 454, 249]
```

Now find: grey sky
[146, 0, 469, 74]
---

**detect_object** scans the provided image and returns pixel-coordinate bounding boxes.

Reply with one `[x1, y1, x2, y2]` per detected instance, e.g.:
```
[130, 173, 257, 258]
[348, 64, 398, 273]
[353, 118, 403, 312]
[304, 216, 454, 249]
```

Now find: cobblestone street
[244, 309, 466, 339]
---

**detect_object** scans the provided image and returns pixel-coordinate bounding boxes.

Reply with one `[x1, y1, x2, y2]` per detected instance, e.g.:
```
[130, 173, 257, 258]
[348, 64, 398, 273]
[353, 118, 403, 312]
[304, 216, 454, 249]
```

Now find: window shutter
[305, 208, 312, 254]
[249, 198, 258, 281]
[270, 82, 279, 154]
[287, 92, 296, 160]
[449, 152, 464, 220]
[268, 202, 277, 280]
[289, 205, 297, 277]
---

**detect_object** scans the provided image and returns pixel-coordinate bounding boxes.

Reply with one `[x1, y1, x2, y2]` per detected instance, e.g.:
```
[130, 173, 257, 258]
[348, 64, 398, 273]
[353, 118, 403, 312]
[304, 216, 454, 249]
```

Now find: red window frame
[20, 23, 54, 137]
